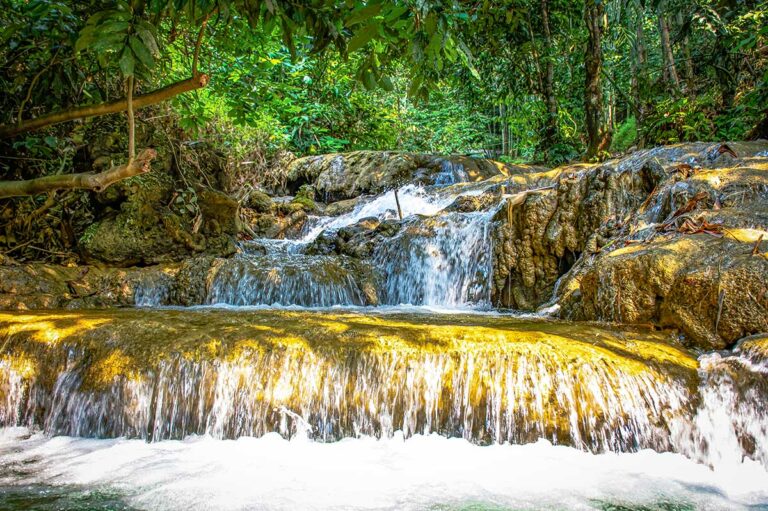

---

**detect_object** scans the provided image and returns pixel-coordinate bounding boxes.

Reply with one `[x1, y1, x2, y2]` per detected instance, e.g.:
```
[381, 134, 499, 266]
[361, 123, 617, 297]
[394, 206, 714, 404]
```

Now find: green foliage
[611, 117, 637, 153]
[1, 0, 767, 174]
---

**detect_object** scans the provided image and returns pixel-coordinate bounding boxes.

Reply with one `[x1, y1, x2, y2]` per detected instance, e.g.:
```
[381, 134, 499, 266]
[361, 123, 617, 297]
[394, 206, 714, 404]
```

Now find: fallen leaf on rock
[718, 143, 738, 158]
[674, 191, 710, 217]
[671, 163, 699, 178]
[677, 217, 724, 237]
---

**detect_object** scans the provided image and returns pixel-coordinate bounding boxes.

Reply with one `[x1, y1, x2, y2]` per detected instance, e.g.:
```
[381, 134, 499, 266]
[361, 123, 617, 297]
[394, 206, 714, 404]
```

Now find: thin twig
[17, 48, 62, 126]
[1, 239, 34, 255]
[192, 13, 211, 76]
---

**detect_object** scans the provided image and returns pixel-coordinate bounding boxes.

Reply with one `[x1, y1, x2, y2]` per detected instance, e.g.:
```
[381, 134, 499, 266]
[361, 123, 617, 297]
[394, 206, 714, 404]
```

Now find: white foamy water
[375, 210, 495, 307]
[1, 428, 766, 511]
[192, 181, 502, 309]
[301, 183, 470, 242]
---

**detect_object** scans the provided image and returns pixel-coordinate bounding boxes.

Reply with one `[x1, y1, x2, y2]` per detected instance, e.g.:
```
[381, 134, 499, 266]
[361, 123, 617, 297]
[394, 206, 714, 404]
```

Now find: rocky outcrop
[0, 263, 180, 309]
[559, 234, 768, 350]
[80, 174, 238, 265]
[285, 150, 545, 201]
[491, 141, 768, 349]
[0, 252, 381, 309]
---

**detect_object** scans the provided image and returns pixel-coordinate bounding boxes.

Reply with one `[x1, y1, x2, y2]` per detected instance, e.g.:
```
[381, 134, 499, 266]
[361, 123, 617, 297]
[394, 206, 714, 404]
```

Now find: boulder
[285, 151, 540, 201]
[490, 140, 768, 349]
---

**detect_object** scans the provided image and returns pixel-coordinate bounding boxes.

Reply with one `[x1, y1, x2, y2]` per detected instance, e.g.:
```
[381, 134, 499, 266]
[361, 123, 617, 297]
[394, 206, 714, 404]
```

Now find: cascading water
[374, 211, 495, 307]
[196, 177, 501, 309]
[0, 309, 763, 463]
[1, 310, 768, 510]
[205, 255, 369, 307]
[1, 155, 767, 510]
[674, 336, 768, 469]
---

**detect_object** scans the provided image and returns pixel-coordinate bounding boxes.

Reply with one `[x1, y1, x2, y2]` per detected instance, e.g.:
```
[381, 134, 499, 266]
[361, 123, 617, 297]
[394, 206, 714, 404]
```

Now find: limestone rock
[285, 151, 538, 201]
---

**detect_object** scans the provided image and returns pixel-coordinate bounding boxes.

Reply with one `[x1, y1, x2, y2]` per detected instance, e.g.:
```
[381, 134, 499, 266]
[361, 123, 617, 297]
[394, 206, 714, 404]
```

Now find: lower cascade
[1, 310, 766, 466]
[2, 310, 768, 509]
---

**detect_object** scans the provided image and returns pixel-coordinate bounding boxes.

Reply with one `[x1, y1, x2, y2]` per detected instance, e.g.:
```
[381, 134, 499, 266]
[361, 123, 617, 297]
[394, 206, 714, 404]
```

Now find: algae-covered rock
[290, 184, 317, 211]
[245, 190, 274, 213]
[308, 217, 402, 259]
[198, 189, 241, 236]
[80, 181, 238, 265]
[0, 263, 179, 309]
[325, 197, 361, 216]
[559, 234, 768, 350]
[0, 308, 696, 447]
[241, 206, 307, 239]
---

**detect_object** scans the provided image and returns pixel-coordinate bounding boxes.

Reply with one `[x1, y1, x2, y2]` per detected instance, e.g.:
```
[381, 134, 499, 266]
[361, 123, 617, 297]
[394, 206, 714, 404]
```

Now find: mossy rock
[246, 191, 274, 213]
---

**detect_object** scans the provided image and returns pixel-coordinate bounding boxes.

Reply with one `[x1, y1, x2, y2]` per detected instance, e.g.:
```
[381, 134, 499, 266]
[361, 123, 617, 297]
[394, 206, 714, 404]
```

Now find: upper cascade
[200, 170, 509, 309]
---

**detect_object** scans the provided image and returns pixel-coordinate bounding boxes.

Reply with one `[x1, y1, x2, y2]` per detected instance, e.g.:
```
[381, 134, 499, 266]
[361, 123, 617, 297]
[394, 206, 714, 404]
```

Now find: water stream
[200, 180, 499, 308]
[1, 160, 767, 510]
[1, 310, 767, 509]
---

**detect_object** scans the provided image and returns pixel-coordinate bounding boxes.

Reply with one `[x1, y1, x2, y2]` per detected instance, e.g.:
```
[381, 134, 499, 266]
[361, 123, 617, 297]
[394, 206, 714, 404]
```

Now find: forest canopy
[0, 0, 766, 186]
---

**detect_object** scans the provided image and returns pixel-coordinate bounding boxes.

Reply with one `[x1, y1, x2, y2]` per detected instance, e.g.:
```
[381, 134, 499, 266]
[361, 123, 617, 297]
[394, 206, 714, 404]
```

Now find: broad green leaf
[345, 4, 383, 27]
[378, 75, 394, 91]
[426, 30, 442, 57]
[362, 69, 377, 90]
[99, 20, 130, 34]
[129, 35, 154, 68]
[119, 46, 135, 77]
[347, 23, 379, 53]
[136, 25, 160, 55]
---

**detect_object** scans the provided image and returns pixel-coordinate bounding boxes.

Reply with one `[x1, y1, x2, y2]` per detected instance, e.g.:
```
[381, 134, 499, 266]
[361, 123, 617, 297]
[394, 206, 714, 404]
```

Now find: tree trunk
[0, 74, 209, 138]
[0, 149, 156, 198]
[676, 11, 696, 95]
[714, 35, 737, 111]
[540, 0, 558, 152]
[632, 16, 648, 148]
[658, 15, 681, 91]
[584, 0, 611, 160]
[527, 20, 545, 93]
[500, 104, 508, 156]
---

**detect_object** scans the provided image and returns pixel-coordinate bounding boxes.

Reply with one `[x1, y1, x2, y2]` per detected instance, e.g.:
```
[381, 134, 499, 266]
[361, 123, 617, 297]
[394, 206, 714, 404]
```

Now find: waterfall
[1, 308, 766, 472]
[0, 339, 692, 451]
[5, 339, 765, 468]
[374, 211, 495, 307]
[674, 336, 768, 469]
[198, 182, 499, 309]
[205, 255, 369, 307]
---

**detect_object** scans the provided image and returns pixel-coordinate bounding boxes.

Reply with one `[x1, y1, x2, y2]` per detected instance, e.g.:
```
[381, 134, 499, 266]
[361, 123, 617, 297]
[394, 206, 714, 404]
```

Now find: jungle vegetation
[0, 0, 766, 198]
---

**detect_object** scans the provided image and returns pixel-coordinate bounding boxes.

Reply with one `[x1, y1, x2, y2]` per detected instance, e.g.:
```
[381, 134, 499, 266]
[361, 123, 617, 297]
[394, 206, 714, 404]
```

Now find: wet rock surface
[0, 308, 698, 447]
[2, 143, 767, 350]
[285, 150, 545, 201]
[0, 263, 180, 309]
[491, 141, 768, 349]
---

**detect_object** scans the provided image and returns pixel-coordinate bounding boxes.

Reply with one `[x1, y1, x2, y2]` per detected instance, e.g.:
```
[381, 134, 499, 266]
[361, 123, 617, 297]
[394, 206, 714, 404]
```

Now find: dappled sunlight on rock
[0, 308, 702, 452]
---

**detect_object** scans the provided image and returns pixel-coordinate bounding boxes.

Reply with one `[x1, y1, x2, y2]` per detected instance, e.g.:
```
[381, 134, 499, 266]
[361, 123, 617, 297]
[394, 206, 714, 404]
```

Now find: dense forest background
[2, 0, 766, 167]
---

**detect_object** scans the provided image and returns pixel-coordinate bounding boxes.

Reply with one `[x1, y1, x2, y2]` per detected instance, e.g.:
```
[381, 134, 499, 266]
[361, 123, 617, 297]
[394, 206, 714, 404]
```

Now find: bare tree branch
[0, 149, 157, 198]
[0, 75, 209, 138]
